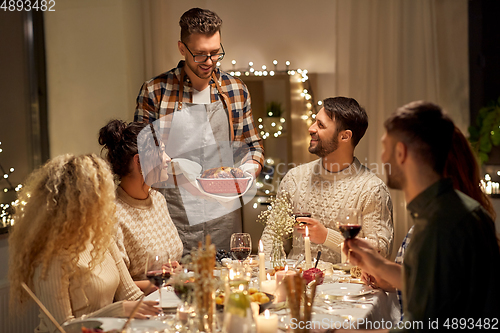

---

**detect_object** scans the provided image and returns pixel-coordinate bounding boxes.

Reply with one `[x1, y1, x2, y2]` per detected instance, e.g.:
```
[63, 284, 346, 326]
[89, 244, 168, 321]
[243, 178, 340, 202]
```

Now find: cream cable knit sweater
[261, 158, 394, 264]
[33, 242, 143, 333]
[115, 187, 183, 280]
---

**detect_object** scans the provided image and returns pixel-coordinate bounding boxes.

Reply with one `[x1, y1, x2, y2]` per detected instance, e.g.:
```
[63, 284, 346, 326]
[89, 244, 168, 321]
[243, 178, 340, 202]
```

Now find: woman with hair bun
[99, 119, 183, 292]
[8, 154, 160, 333]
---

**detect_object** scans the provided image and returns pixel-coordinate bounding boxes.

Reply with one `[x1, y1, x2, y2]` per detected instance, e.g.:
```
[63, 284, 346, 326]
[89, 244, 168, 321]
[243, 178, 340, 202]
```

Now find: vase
[270, 237, 287, 268]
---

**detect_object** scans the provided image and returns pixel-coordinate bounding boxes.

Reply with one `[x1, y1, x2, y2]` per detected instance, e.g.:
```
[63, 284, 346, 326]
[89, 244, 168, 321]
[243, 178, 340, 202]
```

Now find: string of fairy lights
[219, 59, 320, 139]
[0, 141, 22, 228]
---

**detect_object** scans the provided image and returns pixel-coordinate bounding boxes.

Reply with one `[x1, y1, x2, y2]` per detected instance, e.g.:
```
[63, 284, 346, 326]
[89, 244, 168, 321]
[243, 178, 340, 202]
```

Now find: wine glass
[335, 208, 363, 267]
[230, 233, 252, 262]
[146, 252, 171, 317]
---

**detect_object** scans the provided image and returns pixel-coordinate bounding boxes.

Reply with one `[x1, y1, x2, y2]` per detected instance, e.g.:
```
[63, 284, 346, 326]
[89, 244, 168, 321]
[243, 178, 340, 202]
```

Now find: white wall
[44, 0, 145, 157]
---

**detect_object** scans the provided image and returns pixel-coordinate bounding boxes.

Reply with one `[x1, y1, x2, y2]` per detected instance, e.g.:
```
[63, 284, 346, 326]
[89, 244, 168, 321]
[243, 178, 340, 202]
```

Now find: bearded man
[262, 97, 394, 263]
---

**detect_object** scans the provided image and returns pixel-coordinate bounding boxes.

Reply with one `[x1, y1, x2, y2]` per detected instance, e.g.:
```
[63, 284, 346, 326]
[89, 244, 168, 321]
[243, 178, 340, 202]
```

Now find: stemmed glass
[335, 208, 363, 267]
[145, 253, 171, 318]
[230, 233, 252, 262]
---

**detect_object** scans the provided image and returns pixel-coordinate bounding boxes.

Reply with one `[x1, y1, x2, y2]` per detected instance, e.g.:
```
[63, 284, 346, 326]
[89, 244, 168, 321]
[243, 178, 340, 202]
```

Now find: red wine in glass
[338, 224, 362, 239]
[146, 270, 171, 288]
[336, 208, 363, 267]
[231, 247, 251, 261]
[230, 233, 252, 262]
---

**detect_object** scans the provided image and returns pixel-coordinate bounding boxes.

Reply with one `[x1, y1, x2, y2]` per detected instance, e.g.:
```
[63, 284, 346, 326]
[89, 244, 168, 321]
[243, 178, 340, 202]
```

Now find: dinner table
[64, 259, 399, 332]
[141, 259, 399, 332]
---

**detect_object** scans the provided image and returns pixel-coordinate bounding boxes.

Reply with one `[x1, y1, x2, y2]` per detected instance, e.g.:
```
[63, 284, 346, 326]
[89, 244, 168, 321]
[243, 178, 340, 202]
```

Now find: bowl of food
[197, 167, 251, 194]
[215, 287, 274, 314]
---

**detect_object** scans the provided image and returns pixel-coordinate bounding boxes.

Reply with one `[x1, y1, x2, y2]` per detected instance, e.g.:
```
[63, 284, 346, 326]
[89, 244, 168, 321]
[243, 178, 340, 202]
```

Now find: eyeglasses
[182, 42, 225, 63]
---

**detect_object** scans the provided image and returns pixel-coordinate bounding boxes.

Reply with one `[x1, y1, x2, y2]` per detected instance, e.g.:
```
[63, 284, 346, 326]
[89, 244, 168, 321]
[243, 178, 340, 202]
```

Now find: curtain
[334, 0, 468, 258]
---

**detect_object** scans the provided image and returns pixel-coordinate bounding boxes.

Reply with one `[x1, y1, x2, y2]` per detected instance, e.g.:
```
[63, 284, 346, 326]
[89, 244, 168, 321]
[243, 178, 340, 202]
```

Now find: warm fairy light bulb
[249, 62, 254, 67]
[216, 61, 221, 67]
[285, 61, 290, 66]
[273, 60, 278, 65]
[262, 65, 266, 70]
[270, 71, 275, 76]
[9, 168, 14, 172]
[232, 60, 236, 65]
[318, 101, 323, 105]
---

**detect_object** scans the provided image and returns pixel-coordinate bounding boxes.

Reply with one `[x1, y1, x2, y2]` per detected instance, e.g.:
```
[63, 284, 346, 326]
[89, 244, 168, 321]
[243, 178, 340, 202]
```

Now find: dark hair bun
[98, 119, 127, 149]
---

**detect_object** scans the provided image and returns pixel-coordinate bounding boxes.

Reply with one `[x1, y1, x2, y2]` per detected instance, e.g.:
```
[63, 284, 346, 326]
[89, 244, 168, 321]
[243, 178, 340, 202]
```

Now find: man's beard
[385, 156, 405, 190]
[308, 134, 339, 158]
[186, 60, 215, 80]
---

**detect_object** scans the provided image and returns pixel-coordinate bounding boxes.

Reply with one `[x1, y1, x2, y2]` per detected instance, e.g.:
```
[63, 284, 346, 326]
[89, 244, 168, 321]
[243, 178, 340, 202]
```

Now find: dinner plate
[316, 282, 374, 297]
[88, 317, 171, 331]
[144, 288, 182, 309]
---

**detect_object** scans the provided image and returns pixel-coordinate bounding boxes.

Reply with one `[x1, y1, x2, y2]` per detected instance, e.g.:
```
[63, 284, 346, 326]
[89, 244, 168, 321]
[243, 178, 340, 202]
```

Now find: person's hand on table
[294, 217, 328, 244]
[361, 271, 395, 291]
[123, 300, 161, 318]
[344, 238, 386, 280]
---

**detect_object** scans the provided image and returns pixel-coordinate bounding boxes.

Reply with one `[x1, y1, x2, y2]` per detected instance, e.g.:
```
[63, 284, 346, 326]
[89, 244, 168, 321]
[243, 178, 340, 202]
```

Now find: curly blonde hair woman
[9, 154, 159, 333]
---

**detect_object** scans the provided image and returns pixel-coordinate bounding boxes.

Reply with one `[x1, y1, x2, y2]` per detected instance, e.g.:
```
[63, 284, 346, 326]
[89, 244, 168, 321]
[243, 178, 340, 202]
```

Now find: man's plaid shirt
[134, 61, 264, 167]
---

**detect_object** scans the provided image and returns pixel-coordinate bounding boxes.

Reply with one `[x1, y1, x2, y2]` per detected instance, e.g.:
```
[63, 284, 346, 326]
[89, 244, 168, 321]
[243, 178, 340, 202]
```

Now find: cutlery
[22, 282, 67, 333]
[314, 251, 322, 268]
[293, 254, 305, 269]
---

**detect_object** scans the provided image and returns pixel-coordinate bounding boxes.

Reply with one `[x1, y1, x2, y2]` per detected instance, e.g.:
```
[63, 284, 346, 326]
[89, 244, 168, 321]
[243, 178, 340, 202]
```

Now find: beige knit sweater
[33, 242, 143, 333]
[261, 158, 394, 263]
[115, 187, 183, 280]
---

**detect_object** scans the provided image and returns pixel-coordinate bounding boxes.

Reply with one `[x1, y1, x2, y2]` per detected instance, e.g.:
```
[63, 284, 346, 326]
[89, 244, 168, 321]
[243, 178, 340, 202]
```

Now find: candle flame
[264, 309, 270, 318]
[239, 284, 244, 291]
[305, 226, 309, 237]
[259, 239, 263, 253]
[267, 273, 271, 280]
[284, 265, 288, 272]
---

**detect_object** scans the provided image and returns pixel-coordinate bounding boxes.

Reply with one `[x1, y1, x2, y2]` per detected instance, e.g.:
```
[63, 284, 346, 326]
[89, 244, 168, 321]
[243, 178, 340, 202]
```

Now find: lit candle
[341, 242, 346, 263]
[304, 226, 312, 269]
[256, 309, 278, 333]
[260, 273, 276, 295]
[258, 240, 266, 288]
[275, 266, 296, 302]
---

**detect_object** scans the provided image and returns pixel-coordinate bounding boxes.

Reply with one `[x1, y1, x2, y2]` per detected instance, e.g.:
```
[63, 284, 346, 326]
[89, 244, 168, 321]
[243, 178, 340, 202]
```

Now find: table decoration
[304, 226, 312, 269]
[258, 240, 266, 288]
[222, 270, 255, 333]
[192, 235, 217, 332]
[284, 274, 318, 333]
[255, 309, 278, 333]
[275, 266, 296, 302]
[260, 273, 276, 295]
[257, 191, 295, 268]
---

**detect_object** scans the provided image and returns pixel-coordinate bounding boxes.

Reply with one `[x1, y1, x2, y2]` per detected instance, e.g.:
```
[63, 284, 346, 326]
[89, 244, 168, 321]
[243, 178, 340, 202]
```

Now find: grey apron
[160, 72, 242, 255]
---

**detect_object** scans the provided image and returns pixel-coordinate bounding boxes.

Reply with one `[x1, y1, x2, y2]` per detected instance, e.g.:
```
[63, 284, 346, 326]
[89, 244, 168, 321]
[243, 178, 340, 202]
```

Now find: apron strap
[177, 67, 235, 142]
[178, 67, 186, 110]
[212, 72, 235, 142]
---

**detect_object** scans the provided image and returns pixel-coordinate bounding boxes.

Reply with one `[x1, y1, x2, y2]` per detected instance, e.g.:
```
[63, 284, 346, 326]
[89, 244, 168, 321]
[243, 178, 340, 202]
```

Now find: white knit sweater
[33, 242, 143, 333]
[261, 158, 394, 264]
[115, 187, 183, 280]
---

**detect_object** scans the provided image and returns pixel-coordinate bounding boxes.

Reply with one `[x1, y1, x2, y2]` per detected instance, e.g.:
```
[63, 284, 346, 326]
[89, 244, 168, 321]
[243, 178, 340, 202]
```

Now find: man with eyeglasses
[134, 8, 264, 255]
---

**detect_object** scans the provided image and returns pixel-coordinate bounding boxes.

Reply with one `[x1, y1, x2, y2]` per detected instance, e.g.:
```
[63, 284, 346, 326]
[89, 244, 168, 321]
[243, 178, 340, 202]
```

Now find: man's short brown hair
[384, 101, 455, 175]
[179, 8, 222, 43]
